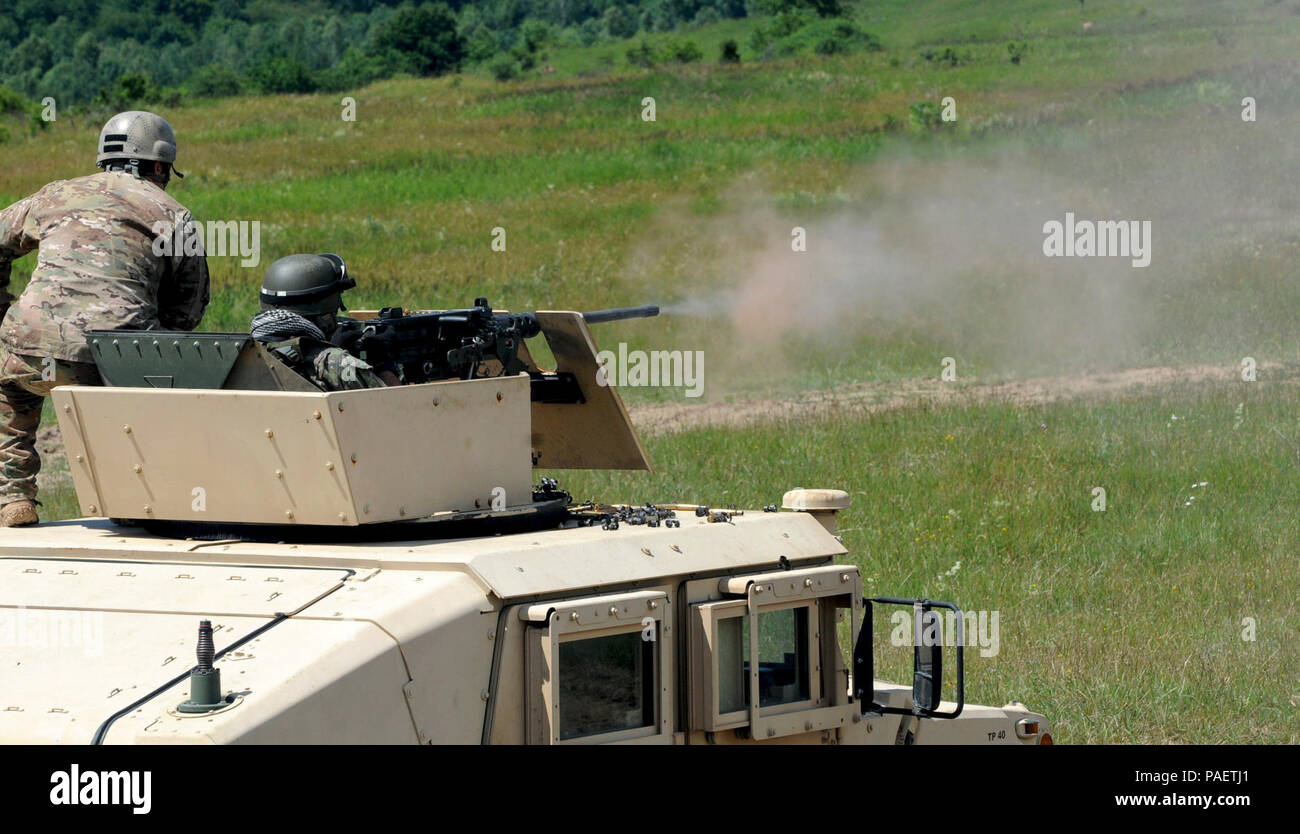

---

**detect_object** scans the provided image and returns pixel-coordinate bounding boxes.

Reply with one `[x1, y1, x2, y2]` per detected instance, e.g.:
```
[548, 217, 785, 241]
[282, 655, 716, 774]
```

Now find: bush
[812, 21, 879, 55]
[665, 39, 704, 63]
[1007, 41, 1028, 65]
[245, 58, 318, 94]
[488, 55, 519, 81]
[814, 36, 843, 55]
[626, 39, 656, 68]
[511, 45, 537, 71]
[921, 46, 970, 67]
[188, 65, 242, 98]
[720, 39, 741, 63]
[769, 9, 812, 38]
[95, 73, 174, 108]
[369, 2, 466, 77]
[0, 85, 30, 115]
[909, 100, 944, 131]
[692, 7, 721, 28]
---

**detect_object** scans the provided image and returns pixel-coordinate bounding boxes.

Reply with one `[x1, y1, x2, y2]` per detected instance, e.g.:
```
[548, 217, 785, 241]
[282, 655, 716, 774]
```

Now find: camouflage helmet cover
[96, 111, 178, 167]
[260, 253, 357, 315]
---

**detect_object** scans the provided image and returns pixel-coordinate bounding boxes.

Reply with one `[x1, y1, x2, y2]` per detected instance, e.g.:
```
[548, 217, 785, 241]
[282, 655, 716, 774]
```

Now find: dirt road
[627, 362, 1285, 435]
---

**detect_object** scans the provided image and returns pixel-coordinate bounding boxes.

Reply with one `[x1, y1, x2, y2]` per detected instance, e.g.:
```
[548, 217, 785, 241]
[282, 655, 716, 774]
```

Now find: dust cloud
[637, 64, 1300, 394]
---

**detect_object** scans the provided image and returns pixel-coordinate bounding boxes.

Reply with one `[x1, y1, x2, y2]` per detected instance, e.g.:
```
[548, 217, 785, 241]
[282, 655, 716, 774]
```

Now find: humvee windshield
[718, 606, 811, 712]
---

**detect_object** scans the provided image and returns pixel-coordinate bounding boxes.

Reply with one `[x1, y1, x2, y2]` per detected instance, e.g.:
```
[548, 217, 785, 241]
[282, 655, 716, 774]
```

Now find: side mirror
[912, 607, 943, 712]
[853, 597, 964, 719]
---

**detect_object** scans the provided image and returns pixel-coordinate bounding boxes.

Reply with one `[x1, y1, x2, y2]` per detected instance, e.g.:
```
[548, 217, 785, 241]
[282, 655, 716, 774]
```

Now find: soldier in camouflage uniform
[0, 111, 209, 526]
[251, 253, 390, 391]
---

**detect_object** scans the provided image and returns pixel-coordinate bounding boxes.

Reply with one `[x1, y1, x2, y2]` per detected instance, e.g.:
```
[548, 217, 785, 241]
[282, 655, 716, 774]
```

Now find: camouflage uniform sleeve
[313, 347, 387, 390]
[0, 191, 41, 316]
[156, 210, 210, 331]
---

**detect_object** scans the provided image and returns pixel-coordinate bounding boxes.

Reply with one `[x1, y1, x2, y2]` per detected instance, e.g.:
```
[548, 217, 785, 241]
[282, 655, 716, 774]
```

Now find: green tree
[188, 64, 242, 97]
[369, 2, 466, 77]
[602, 5, 637, 39]
[245, 57, 317, 94]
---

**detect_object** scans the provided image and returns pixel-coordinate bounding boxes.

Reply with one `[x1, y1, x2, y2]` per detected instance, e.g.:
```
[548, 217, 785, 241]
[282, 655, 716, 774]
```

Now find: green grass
[547, 376, 1300, 743]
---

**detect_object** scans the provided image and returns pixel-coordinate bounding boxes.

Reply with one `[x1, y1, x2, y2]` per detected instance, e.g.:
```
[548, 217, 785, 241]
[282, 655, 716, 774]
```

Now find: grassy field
[2, 0, 1298, 395]
[2, 0, 1298, 742]
[552, 374, 1300, 743]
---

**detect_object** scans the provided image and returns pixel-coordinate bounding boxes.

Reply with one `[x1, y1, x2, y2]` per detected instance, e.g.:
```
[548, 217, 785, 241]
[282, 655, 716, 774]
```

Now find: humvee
[0, 307, 1050, 745]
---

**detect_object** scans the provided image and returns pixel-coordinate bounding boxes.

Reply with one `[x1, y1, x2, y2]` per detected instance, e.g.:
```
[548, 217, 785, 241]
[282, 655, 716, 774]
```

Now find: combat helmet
[260, 253, 356, 315]
[96, 111, 181, 170]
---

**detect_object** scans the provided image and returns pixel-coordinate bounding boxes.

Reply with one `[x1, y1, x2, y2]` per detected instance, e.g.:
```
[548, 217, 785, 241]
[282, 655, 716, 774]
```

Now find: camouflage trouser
[0, 348, 102, 503]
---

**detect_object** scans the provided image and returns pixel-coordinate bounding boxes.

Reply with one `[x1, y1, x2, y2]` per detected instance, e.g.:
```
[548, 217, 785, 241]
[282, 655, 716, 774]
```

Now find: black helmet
[260, 253, 356, 315]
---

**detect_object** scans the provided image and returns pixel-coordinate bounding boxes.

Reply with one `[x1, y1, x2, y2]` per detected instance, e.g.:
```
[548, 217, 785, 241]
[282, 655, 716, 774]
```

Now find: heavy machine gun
[331, 297, 659, 388]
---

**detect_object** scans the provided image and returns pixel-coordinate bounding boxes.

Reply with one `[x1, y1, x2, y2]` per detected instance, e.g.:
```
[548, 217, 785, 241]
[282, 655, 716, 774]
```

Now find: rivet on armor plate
[648, 600, 659, 609]
[337, 403, 344, 412]
[325, 461, 334, 470]
[338, 513, 346, 521]
[63, 405, 70, 413]
[143, 505, 152, 513]
[496, 392, 503, 402]
[275, 469, 283, 479]
[609, 606, 619, 615]
[265, 429, 274, 438]
[804, 578, 814, 588]
[285, 510, 294, 520]
[569, 612, 580, 622]
[88, 505, 97, 514]
[133, 464, 142, 474]
[313, 410, 322, 420]
[74, 455, 83, 462]
[122, 425, 132, 434]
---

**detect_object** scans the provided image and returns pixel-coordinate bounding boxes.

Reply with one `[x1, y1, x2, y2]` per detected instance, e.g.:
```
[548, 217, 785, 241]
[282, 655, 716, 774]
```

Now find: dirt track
[627, 362, 1285, 435]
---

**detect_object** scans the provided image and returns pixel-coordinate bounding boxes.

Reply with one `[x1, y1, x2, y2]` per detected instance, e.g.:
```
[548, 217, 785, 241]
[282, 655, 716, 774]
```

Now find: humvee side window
[558, 631, 656, 740]
[521, 590, 672, 744]
[717, 607, 811, 713]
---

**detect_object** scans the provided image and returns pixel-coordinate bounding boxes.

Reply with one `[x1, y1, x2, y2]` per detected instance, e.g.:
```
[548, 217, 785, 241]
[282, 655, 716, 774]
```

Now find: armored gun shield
[54, 311, 648, 526]
[53, 374, 534, 526]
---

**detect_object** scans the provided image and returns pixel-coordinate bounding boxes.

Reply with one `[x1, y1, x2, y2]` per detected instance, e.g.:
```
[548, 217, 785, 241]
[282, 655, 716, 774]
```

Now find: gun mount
[57, 304, 656, 528]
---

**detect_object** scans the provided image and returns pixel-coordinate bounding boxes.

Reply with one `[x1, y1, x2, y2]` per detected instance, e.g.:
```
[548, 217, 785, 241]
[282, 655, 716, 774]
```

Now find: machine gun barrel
[582, 305, 660, 325]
